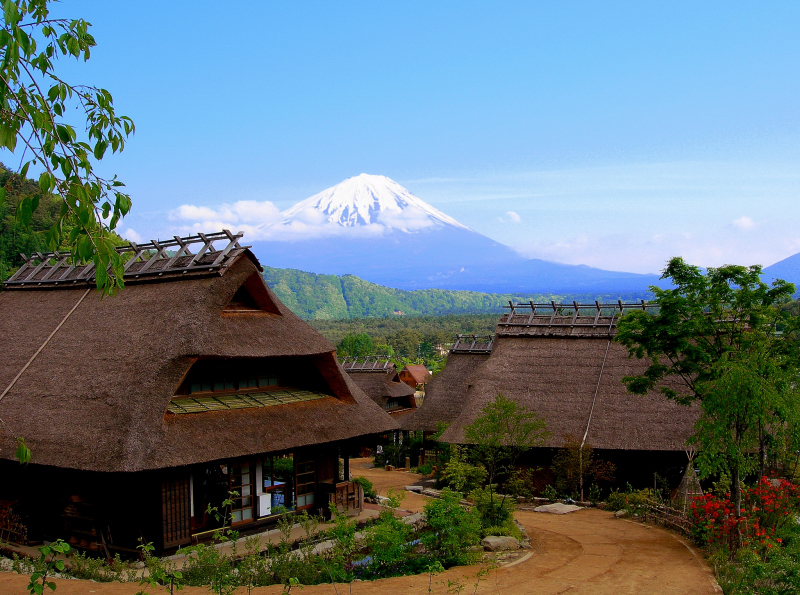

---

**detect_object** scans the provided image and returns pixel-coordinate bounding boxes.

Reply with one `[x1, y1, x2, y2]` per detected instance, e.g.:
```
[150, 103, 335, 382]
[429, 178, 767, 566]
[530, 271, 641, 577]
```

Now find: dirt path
[0, 460, 720, 594]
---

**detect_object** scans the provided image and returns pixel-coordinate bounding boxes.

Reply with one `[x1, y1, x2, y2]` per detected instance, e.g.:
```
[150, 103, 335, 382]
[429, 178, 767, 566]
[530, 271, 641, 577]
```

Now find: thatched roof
[437, 303, 696, 451]
[402, 352, 490, 432]
[343, 359, 416, 413]
[0, 246, 396, 472]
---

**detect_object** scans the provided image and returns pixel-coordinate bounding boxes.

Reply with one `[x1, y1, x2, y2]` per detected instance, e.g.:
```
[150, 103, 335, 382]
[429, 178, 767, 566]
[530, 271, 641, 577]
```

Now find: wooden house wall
[161, 471, 191, 549]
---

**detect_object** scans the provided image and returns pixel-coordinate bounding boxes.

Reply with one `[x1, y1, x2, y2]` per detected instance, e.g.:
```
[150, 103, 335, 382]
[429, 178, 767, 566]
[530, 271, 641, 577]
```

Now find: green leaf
[0, 187, 5, 205]
[14, 26, 29, 53]
[93, 140, 107, 160]
[0, 123, 18, 151]
[17, 196, 32, 226]
[55, 125, 71, 143]
[76, 234, 93, 261]
[39, 172, 52, 194]
[14, 437, 30, 465]
[19, 161, 29, 179]
[3, 0, 20, 26]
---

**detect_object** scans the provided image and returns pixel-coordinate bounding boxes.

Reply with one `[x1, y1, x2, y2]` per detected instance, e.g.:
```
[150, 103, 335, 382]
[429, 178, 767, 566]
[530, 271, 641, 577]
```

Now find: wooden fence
[640, 499, 692, 536]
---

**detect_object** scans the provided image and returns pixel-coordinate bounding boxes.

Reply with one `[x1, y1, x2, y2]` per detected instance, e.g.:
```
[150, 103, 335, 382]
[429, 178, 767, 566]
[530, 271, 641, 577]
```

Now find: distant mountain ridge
[763, 253, 800, 292]
[262, 266, 653, 320]
[250, 174, 666, 294]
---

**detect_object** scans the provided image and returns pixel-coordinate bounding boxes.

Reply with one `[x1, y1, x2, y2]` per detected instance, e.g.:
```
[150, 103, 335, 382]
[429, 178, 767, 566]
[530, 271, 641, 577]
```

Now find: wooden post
[343, 451, 350, 482]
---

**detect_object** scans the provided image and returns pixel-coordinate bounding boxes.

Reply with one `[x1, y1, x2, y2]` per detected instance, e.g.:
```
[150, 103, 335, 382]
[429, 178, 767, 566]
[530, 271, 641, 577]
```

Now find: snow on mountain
[242, 172, 664, 294]
[259, 174, 469, 239]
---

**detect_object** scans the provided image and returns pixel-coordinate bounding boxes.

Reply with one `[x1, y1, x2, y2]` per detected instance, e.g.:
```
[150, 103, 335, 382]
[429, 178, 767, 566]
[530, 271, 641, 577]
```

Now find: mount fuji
[249, 174, 663, 294]
[261, 174, 468, 235]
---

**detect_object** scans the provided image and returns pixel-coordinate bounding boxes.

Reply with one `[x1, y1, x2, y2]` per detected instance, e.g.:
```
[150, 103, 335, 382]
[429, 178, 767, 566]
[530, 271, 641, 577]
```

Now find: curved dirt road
[0, 462, 720, 594]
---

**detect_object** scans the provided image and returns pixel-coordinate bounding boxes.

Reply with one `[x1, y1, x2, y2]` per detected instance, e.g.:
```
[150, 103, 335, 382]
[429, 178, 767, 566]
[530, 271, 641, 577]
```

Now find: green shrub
[374, 443, 408, 468]
[606, 487, 651, 513]
[506, 468, 537, 499]
[469, 486, 516, 528]
[352, 475, 377, 499]
[542, 484, 559, 502]
[365, 513, 413, 572]
[273, 456, 294, 479]
[422, 488, 482, 566]
[415, 462, 433, 475]
[482, 524, 521, 539]
[438, 447, 486, 494]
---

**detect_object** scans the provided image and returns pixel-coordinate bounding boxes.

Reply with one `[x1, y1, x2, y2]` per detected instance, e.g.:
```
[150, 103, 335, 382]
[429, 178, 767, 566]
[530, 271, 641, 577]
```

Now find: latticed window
[296, 461, 315, 508]
[229, 462, 254, 524]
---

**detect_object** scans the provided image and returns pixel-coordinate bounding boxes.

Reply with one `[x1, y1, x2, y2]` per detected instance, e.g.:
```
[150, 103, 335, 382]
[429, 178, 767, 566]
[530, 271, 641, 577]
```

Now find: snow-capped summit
[260, 174, 469, 238]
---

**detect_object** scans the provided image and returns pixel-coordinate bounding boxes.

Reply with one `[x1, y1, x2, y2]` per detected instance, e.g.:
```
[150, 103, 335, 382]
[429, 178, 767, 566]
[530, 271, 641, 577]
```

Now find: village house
[340, 357, 417, 417]
[397, 364, 432, 408]
[415, 303, 698, 490]
[0, 231, 396, 555]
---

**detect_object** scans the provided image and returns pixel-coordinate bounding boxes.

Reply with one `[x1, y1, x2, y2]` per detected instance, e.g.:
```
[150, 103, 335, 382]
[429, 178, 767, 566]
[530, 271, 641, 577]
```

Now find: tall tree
[615, 257, 800, 518]
[0, 0, 135, 293]
[336, 333, 374, 357]
[464, 394, 548, 525]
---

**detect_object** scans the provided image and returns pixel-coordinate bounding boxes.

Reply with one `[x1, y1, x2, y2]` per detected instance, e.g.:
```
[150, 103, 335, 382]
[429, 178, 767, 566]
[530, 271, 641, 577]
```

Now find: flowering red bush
[689, 476, 800, 554]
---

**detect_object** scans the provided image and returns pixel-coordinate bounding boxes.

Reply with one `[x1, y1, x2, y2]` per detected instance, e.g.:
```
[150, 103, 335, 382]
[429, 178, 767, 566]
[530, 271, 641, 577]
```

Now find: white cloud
[378, 205, 438, 232]
[732, 216, 755, 230]
[497, 210, 522, 224]
[118, 227, 143, 243]
[169, 200, 281, 239]
[513, 227, 800, 274]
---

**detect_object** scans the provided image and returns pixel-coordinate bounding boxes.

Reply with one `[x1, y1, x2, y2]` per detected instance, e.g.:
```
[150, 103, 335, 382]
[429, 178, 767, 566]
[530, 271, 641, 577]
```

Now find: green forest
[262, 265, 651, 320]
[0, 164, 126, 281]
[314, 314, 499, 373]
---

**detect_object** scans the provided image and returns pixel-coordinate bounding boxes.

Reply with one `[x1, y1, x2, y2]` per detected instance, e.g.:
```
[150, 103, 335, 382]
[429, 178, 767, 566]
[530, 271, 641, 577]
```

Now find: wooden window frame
[295, 461, 316, 510]
[229, 461, 255, 526]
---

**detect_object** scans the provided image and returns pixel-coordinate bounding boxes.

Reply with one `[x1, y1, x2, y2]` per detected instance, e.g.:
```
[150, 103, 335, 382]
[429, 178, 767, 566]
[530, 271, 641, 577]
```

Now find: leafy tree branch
[0, 0, 135, 294]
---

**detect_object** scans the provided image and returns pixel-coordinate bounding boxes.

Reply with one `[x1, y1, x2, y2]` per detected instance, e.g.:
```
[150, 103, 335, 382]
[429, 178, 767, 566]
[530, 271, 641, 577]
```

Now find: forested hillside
[262, 265, 651, 320]
[0, 165, 66, 280]
[0, 165, 126, 281]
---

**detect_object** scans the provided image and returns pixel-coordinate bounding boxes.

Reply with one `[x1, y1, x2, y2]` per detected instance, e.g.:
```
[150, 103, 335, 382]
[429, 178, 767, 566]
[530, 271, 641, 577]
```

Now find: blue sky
[20, 1, 800, 273]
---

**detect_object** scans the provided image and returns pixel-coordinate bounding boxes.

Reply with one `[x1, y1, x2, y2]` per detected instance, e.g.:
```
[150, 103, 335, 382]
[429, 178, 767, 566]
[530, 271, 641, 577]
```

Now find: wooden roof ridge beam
[162, 235, 195, 269]
[5, 253, 37, 282]
[40, 252, 70, 281]
[6, 230, 252, 287]
[137, 238, 170, 273]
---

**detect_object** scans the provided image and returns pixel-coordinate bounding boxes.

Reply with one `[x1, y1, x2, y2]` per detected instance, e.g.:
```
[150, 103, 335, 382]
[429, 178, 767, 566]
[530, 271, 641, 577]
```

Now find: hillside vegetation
[0, 164, 127, 281]
[262, 265, 651, 320]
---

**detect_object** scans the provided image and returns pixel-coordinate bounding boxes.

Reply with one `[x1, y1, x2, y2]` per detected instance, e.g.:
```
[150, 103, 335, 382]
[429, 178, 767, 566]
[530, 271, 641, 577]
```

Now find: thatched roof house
[437, 303, 698, 485]
[0, 231, 396, 552]
[341, 357, 417, 416]
[402, 335, 493, 433]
